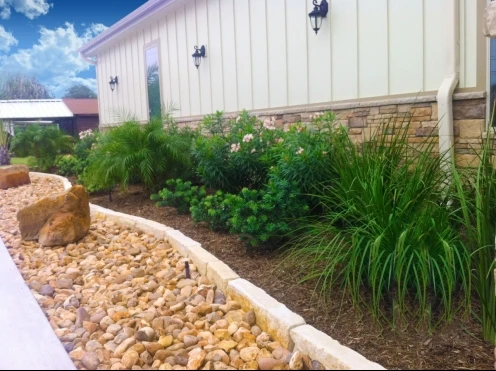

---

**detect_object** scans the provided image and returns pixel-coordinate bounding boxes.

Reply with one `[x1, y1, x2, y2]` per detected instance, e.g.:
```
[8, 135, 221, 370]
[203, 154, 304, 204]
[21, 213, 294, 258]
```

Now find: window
[145, 44, 162, 119]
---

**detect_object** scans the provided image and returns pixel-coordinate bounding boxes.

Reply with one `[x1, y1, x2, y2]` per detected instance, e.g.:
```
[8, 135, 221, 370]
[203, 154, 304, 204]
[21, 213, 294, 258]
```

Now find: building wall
[95, 0, 486, 126]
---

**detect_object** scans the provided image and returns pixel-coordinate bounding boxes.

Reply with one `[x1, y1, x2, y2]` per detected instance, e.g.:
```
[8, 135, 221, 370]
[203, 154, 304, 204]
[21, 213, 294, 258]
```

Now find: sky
[0, 0, 148, 97]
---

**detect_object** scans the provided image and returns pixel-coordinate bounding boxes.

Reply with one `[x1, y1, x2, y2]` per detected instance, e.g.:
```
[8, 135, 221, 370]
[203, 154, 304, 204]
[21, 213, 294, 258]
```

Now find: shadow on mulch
[90, 185, 494, 371]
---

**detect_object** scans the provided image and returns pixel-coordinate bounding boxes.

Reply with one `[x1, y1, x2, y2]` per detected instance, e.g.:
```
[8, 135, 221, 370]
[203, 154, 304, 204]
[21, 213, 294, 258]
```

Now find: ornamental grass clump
[283, 122, 471, 325]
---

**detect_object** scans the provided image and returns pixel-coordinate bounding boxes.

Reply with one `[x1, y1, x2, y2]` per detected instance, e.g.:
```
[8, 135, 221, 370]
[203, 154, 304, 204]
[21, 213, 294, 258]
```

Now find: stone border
[32, 173, 386, 370]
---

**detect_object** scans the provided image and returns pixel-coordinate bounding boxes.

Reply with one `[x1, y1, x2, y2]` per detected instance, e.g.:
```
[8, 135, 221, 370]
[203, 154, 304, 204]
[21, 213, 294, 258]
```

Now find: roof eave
[79, 0, 181, 57]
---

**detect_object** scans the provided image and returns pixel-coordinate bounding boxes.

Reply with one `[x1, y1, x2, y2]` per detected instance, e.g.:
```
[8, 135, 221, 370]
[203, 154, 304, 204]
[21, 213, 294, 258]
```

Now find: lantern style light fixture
[192, 45, 206, 69]
[109, 76, 118, 92]
[308, 0, 329, 35]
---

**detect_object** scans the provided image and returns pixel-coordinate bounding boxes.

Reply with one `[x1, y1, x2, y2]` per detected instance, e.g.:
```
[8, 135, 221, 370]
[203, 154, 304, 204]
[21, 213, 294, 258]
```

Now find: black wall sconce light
[308, 0, 329, 35]
[192, 45, 206, 69]
[109, 76, 118, 92]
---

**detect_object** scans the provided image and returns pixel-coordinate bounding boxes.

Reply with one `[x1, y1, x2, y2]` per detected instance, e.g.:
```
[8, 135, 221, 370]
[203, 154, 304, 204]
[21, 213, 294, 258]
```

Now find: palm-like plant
[83, 117, 195, 194]
[0, 124, 11, 166]
[11, 124, 73, 171]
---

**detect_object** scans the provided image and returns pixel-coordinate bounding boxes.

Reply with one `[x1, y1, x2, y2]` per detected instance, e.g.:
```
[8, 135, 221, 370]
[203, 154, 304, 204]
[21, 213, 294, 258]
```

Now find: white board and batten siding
[96, 0, 483, 126]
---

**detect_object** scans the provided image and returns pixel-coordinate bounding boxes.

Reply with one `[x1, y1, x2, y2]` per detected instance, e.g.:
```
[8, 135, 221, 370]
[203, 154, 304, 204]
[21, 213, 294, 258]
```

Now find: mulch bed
[90, 185, 494, 370]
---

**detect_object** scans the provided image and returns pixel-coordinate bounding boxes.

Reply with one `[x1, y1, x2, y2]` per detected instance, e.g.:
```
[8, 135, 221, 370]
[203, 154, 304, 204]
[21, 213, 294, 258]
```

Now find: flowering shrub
[193, 110, 283, 192]
[269, 112, 336, 197]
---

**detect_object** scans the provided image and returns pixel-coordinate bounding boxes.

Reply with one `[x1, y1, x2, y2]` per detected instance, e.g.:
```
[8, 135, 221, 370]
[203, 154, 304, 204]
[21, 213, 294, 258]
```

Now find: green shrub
[190, 191, 235, 231]
[82, 117, 196, 193]
[11, 124, 73, 172]
[270, 112, 335, 197]
[283, 123, 470, 324]
[151, 179, 207, 214]
[57, 155, 84, 176]
[227, 177, 308, 247]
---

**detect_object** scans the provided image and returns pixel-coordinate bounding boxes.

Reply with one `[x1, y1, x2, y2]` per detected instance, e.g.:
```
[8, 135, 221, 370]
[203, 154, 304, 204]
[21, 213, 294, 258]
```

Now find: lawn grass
[11, 157, 34, 165]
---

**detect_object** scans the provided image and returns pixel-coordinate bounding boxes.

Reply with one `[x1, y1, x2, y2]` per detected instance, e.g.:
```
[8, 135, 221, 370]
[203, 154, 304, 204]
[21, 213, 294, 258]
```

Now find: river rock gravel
[0, 175, 323, 370]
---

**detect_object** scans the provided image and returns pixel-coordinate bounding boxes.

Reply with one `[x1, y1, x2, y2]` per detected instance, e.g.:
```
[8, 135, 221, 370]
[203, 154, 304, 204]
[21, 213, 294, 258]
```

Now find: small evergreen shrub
[151, 179, 207, 214]
[190, 191, 235, 231]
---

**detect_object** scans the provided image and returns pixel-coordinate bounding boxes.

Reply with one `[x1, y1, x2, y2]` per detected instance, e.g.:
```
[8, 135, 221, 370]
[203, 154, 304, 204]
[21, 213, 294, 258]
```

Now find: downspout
[437, 0, 460, 175]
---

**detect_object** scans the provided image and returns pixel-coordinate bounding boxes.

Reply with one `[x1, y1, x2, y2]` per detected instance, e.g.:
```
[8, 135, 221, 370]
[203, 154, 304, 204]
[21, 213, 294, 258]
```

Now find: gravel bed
[0, 176, 321, 371]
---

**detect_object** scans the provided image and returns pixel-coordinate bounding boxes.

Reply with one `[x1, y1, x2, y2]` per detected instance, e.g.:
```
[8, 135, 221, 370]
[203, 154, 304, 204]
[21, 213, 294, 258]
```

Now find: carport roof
[0, 100, 73, 120]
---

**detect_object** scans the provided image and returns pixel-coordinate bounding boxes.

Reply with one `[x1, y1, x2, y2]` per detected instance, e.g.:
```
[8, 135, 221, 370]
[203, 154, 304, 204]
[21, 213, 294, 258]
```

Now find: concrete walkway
[0, 237, 75, 370]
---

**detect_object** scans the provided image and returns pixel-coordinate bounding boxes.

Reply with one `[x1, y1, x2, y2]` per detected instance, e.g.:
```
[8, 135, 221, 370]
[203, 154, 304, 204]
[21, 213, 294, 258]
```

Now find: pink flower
[231, 143, 241, 153]
[263, 119, 276, 131]
[312, 112, 324, 120]
[276, 138, 284, 144]
[243, 134, 254, 143]
[251, 149, 256, 154]
[296, 147, 304, 155]
[236, 116, 241, 123]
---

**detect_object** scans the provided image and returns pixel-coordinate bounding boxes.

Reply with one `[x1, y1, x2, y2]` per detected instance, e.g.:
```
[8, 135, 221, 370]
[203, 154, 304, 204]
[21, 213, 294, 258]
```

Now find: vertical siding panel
[249, 0, 269, 110]
[151, 21, 159, 41]
[176, 7, 192, 116]
[185, 2, 202, 116]
[109, 45, 118, 123]
[389, 0, 423, 95]
[96, 54, 106, 125]
[234, 0, 253, 111]
[117, 42, 129, 117]
[125, 36, 137, 117]
[130, 34, 141, 119]
[167, 14, 182, 114]
[220, 0, 238, 112]
[424, 0, 445, 92]
[196, 0, 213, 114]
[207, 0, 224, 112]
[358, 0, 388, 98]
[144, 25, 152, 44]
[307, 0, 331, 104]
[458, 0, 466, 88]
[331, 0, 358, 101]
[286, 0, 308, 106]
[464, 0, 476, 88]
[136, 31, 148, 121]
[266, 0, 288, 108]
[159, 18, 172, 111]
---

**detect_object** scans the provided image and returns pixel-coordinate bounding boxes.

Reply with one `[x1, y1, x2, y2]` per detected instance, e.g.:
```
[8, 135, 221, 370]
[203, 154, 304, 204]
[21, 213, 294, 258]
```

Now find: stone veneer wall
[172, 94, 487, 167]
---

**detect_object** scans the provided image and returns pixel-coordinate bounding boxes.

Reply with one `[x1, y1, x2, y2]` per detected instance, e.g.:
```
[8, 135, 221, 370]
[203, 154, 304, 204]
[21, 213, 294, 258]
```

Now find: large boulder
[0, 165, 30, 189]
[17, 185, 91, 247]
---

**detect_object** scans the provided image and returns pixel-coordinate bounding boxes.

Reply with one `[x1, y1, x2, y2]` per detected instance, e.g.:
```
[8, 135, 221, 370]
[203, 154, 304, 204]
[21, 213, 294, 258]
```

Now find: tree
[63, 83, 97, 99]
[0, 73, 53, 100]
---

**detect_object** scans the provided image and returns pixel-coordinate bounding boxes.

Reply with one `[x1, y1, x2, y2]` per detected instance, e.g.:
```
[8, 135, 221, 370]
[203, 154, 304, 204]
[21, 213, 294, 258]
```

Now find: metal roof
[0, 100, 73, 120]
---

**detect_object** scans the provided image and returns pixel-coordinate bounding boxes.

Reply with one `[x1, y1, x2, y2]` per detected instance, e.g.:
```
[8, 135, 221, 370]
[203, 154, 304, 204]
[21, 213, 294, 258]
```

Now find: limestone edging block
[0, 165, 31, 189]
[228, 279, 305, 350]
[206, 260, 240, 295]
[187, 245, 220, 276]
[290, 325, 385, 370]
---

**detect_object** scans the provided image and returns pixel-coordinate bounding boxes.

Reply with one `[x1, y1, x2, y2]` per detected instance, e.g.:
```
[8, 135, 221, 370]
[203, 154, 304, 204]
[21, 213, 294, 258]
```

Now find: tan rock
[217, 341, 238, 353]
[122, 350, 140, 369]
[0, 165, 30, 190]
[289, 352, 304, 370]
[17, 185, 90, 246]
[187, 350, 206, 370]
[240, 347, 260, 362]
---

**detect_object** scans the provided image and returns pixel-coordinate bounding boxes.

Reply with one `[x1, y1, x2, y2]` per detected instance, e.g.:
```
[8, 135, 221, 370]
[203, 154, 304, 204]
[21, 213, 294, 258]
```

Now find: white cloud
[0, 0, 52, 20]
[0, 22, 107, 97]
[0, 25, 17, 52]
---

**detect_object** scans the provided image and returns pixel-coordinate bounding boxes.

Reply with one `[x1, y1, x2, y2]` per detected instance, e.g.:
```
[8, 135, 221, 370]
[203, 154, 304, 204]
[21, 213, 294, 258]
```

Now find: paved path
[0, 237, 75, 370]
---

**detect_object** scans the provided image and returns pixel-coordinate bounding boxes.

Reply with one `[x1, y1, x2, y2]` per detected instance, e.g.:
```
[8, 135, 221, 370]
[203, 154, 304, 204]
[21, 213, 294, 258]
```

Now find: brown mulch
[90, 185, 494, 370]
